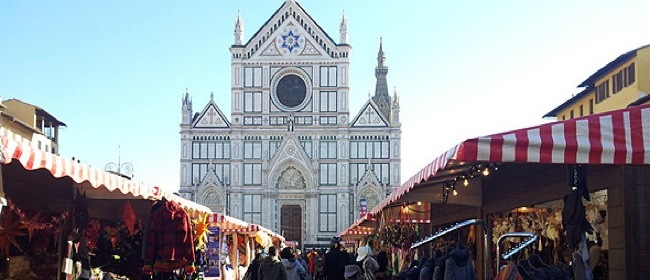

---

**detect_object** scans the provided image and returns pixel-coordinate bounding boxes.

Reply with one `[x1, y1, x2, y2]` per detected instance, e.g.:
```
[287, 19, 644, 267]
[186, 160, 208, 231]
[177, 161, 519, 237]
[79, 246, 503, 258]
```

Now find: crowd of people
[243, 236, 389, 280]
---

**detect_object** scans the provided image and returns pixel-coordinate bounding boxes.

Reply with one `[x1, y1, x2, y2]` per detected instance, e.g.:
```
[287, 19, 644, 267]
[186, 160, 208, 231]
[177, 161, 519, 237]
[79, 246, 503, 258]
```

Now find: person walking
[356, 245, 379, 280]
[281, 247, 308, 280]
[243, 252, 263, 280]
[324, 236, 349, 280]
[307, 248, 318, 279]
[295, 248, 309, 277]
[258, 246, 287, 280]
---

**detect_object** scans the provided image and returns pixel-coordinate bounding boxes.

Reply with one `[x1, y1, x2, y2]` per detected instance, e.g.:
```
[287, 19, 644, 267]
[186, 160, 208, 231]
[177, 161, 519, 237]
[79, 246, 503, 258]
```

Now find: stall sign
[205, 226, 221, 277]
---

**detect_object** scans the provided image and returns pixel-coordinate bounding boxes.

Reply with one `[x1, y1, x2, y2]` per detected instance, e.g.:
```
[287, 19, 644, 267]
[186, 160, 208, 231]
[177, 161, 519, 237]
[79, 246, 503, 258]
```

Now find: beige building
[0, 98, 66, 154]
[545, 44, 650, 119]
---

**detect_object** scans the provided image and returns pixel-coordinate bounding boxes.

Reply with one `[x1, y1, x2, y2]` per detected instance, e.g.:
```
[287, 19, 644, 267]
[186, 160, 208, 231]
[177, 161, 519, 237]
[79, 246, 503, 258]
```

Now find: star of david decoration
[281, 30, 301, 52]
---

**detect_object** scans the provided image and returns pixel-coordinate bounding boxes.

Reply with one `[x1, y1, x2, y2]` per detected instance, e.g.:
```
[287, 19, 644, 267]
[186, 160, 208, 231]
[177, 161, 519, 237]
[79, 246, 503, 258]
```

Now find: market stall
[0, 135, 212, 279]
[206, 213, 285, 280]
[347, 104, 650, 279]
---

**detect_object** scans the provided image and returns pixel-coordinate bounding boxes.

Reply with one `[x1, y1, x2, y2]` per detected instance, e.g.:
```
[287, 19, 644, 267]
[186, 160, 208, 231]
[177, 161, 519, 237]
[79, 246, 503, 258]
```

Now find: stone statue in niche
[277, 166, 306, 189]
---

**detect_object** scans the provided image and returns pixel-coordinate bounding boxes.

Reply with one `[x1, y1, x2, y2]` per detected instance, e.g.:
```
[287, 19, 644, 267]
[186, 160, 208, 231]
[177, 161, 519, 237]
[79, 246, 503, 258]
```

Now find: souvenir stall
[0, 135, 212, 280]
[341, 204, 431, 277]
[207, 213, 265, 280]
[356, 104, 650, 279]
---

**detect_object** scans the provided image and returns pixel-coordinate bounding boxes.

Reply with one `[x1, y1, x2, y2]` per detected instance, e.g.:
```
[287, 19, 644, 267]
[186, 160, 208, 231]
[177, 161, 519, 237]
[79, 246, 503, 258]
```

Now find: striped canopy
[371, 104, 650, 215]
[0, 135, 211, 217]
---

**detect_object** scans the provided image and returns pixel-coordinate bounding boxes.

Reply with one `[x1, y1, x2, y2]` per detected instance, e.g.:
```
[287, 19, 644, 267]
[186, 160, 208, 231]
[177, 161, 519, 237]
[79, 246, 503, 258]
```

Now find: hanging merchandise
[194, 213, 210, 248]
[69, 190, 92, 280]
[143, 198, 196, 275]
[123, 201, 137, 236]
[0, 206, 26, 257]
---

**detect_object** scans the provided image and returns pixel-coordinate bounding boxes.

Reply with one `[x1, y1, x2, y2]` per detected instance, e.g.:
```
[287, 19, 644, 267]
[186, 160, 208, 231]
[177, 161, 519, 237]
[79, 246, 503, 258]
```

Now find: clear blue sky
[2, 1, 649, 192]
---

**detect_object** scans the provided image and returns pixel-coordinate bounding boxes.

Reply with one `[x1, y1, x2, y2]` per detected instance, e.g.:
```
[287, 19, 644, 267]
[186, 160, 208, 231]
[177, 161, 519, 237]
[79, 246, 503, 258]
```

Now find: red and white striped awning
[0, 135, 212, 217]
[258, 225, 285, 242]
[340, 214, 377, 238]
[389, 219, 431, 224]
[372, 104, 650, 214]
[208, 213, 250, 230]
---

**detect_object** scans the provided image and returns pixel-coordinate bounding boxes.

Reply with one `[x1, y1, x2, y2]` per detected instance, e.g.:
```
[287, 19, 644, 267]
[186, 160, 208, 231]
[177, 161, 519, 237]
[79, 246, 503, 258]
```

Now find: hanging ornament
[194, 213, 210, 248]
[0, 208, 26, 256]
[122, 201, 136, 235]
[19, 211, 43, 242]
[86, 219, 101, 251]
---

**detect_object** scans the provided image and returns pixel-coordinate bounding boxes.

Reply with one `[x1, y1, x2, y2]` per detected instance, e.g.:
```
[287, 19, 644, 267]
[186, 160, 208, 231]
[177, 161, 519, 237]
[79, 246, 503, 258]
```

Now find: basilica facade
[178, 0, 401, 248]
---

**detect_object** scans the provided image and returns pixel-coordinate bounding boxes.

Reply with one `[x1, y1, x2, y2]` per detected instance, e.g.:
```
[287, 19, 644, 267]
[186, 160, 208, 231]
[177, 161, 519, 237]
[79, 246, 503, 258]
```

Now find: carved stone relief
[277, 166, 306, 189]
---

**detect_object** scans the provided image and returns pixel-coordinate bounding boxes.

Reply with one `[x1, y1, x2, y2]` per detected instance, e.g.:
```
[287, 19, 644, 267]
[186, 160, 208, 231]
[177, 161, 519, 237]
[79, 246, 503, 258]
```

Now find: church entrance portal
[281, 205, 302, 245]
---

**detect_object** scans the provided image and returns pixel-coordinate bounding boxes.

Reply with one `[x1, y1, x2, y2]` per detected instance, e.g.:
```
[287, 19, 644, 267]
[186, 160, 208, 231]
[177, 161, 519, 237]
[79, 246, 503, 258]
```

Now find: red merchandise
[143, 199, 196, 272]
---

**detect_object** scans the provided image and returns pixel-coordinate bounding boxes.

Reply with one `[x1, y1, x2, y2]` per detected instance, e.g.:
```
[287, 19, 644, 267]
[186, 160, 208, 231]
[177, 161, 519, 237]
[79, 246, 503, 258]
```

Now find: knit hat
[356, 246, 371, 262]
[344, 265, 362, 278]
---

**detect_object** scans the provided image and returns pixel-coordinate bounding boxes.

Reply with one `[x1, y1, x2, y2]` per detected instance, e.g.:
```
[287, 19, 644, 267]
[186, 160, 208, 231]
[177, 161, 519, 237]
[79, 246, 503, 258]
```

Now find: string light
[482, 167, 490, 176]
[463, 177, 469, 187]
[452, 188, 458, 196]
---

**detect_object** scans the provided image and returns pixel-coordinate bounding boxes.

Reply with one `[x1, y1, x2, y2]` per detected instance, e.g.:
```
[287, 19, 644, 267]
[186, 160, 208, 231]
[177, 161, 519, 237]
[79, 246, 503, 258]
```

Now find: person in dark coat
[375, 250, 389, 280]
[324, 236, 349, 280]
[258, 246, 287, 280]
[244, 252, 263, 280]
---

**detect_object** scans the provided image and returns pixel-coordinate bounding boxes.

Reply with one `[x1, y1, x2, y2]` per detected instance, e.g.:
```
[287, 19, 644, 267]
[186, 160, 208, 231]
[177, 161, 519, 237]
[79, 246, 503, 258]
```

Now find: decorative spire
[339, 10, 348, 44]
[393, 86, 399, 105]
[182, 88, 192, 124]
[234, 11, 244, 45]
[373, 37, 391, 120]
[377, 37, 386, 68]
[210, 91, 214, 100]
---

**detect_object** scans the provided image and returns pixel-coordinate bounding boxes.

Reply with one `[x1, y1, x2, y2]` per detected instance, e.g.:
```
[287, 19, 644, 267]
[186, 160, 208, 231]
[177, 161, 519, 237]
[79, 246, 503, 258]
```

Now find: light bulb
[417, 201, 422, 206]
[453, 189, 458, 196]
[463, 178, 469, 187]
[482, 167, 490, 176]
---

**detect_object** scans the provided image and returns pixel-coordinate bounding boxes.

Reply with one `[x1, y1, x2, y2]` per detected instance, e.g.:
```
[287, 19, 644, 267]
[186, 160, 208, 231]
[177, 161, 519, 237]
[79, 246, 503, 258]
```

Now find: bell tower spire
[372, 37, 391, 121]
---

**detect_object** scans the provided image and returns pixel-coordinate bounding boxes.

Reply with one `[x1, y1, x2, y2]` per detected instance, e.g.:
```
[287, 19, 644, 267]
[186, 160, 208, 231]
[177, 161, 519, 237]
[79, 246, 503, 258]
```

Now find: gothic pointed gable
[267, 133, 314, 189]
[243, 0, 340, 59]
[356, 168, 384, 212]
[193, 98, 230, 128]
[350, 99, 389, 127]
[197, 165, 227, 211]
[199, 164, 227, 189]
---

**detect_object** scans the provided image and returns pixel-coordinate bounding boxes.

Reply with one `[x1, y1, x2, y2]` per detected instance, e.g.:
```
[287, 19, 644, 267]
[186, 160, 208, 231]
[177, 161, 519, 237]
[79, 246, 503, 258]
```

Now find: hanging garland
[375, 223, 421, 249]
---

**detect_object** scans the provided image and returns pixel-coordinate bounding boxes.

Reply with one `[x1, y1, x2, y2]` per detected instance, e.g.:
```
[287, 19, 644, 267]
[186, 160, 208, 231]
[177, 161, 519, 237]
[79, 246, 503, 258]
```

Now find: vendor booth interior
[341, 104, 650, 279]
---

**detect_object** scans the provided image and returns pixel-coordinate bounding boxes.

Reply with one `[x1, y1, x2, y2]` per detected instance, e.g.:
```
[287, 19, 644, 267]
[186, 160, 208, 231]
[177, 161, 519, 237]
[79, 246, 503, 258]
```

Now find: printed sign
[205, 226, 221, 277]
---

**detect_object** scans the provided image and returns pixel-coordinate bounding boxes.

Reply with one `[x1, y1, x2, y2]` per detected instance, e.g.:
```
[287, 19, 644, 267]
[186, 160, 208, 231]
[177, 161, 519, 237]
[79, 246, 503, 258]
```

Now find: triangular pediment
[193, 99, 230, 128]
[358, 167, 382, 188]
[244, 1, 339, 59]
[267, 133, 315, 188]
[350, 99, 389, 127]
[199, 164, 227, 188]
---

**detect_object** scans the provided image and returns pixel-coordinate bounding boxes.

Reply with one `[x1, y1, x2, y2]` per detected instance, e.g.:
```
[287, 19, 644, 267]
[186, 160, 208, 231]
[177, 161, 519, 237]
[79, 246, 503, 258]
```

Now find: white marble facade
[179, 0, 401, 249]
